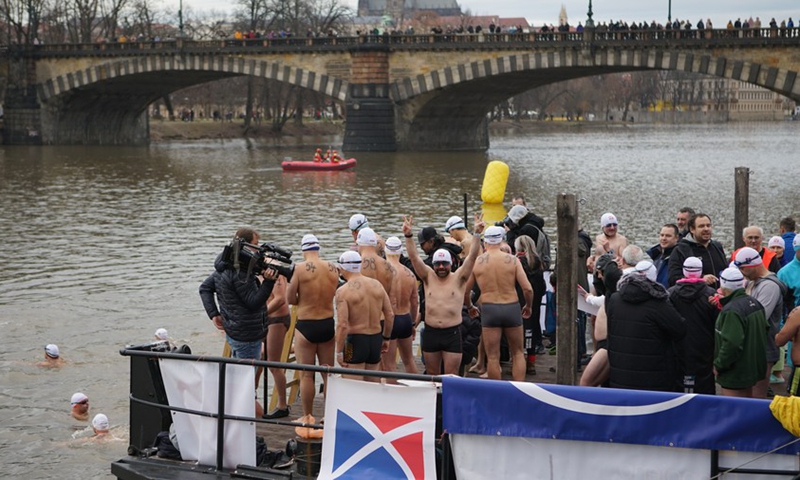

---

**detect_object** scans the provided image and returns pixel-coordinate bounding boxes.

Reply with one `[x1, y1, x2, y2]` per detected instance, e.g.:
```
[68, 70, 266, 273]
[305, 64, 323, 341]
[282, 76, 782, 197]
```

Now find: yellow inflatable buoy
[770, 395, 800, 437]
[481, 202, 508, 227]
[481, 161, 509, 204]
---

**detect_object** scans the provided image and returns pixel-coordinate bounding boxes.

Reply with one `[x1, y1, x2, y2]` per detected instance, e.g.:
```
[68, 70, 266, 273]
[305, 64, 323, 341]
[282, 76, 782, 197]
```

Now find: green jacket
[714, 289, 768, 390]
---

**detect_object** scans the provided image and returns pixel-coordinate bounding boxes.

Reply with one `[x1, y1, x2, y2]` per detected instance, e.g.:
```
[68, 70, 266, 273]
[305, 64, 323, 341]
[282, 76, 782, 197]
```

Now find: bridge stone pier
[4, 29, 800, 150]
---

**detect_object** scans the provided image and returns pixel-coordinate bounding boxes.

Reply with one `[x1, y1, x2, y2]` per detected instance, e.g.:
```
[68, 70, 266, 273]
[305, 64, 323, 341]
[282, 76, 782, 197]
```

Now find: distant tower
[357, 0, 370, 17]
[559, 4, 568, 26]
[387, 0, 404, 23]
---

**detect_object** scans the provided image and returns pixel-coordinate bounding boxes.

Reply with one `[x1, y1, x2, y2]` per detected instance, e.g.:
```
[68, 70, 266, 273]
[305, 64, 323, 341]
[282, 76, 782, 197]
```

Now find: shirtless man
[776, 306, 800, 396]
[403, 213, 485, 375]
[468, 225, 533, 381]
[335, 251, 394, 381]
[594, 212, 629, 265]
[445, 216, 474, 259]
[286, 234, 339, 420]
[384, 237, 419, 374]
[349, 213, 385, 255]
[263, 258, 292, 419]
[70, 392, 90, 421]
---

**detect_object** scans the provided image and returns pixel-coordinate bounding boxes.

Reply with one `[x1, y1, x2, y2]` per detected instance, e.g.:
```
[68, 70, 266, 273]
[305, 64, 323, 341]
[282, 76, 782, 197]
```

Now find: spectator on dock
[667, 257, 717, 394]
[714, 267, 768, 398]
[647, 224, 679, 288]
[778, 236, 800, 308]
[607, 261, 686, 392]
[676, 207, 695, 238]
[779, 217, 797, 267]
[768, 237, 786, 269]
[730, 226, 781, 274]
[668, 213, 726, 288]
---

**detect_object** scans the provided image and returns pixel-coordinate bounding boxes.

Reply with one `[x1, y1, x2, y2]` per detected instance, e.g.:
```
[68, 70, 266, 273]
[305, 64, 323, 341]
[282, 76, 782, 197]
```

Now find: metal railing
[120, 346, 443, 473]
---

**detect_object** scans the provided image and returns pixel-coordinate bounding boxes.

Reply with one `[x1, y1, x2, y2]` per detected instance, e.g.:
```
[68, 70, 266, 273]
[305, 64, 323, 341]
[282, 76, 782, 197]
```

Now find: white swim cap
[301, 234, 320, 251]
[92, 413, 109, 431]
[484, 226, 505, 245]
[356, 227, 378, 247]
[682, 257, 703, 279]
[154, 328, 169, 340]
[734, 247, 762, 269]
[445, 216, 465, 233]
[634, 260, 657, 282]
[385, 236, 402, 255]
[601, 213, 619, 228]
[432, 249, 452, 264]
[71, 392, 88, 405]
[349, 214, 369, 232]
[338, 251, 362, 273]
[720, 267, 744, 291]
[45, 344, 60, 359]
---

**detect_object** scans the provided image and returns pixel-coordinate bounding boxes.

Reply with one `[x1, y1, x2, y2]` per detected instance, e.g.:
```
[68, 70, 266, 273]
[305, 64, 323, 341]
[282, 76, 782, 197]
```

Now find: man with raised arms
[335, 251, 394, 381]
[286, 234, 339, 421]
[468, 226, 533, 381]
[402, 213, 485, 375]
[384, 236, 420, 374]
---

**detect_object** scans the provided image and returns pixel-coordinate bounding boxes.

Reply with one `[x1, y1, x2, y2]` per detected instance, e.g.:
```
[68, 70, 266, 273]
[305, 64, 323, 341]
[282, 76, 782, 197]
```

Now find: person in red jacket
[730, 226, 781, 274]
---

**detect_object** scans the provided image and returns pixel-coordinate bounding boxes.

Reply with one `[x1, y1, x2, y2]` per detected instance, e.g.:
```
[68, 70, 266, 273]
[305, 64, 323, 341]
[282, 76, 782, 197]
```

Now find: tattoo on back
[305, 262, 317, 273]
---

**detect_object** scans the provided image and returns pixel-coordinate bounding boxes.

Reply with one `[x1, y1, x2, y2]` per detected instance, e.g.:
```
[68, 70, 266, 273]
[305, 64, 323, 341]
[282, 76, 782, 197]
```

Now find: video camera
[225, 238, 295, 281]
[495, 217, 515, 229]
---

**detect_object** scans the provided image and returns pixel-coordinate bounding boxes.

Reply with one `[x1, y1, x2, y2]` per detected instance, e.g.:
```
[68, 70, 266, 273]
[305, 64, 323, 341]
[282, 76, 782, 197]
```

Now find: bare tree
[0, 0, 49, 44]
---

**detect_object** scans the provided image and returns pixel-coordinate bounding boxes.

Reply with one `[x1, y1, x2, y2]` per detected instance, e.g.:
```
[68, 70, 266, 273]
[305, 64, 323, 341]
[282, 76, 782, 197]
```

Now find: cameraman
[504, 205, 545, 255]
[199, 228, 277, 360]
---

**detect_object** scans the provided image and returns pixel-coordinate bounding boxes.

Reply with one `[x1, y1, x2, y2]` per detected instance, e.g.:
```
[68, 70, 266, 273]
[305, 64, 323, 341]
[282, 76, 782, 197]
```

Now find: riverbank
[147, 118, 621, 142]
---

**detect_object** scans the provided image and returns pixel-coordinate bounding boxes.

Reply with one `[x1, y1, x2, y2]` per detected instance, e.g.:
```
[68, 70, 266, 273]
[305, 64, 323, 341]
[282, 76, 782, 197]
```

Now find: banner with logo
[159, 359, 256, 469]
[442, 376, 800, 479]
[319, 376, 438, 479]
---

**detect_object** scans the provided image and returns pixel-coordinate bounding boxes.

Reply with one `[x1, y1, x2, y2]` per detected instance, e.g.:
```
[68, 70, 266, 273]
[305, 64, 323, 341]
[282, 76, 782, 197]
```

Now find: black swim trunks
[344, 333, 382, 365]
[267, 314, 291, 329]
[596, 339, 608, 351]
[421, 324, 462, 354]
[296, 318, 335, 343]
[481, 302, 523, 328]
[391, 313, 414, 340]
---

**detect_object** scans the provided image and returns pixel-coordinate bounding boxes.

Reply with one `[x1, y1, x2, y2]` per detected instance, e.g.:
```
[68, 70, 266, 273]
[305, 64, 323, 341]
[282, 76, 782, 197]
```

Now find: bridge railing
[20, 27, 800, 56]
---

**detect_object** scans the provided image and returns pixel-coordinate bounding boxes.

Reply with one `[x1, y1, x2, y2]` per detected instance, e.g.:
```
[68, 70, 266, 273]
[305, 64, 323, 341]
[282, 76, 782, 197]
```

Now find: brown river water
[0, 123, 798, 478]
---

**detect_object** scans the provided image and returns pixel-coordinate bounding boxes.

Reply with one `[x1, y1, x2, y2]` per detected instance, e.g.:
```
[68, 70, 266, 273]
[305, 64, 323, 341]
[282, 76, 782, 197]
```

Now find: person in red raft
[330, 150, 341, 163]
[313, 148, 323, 163]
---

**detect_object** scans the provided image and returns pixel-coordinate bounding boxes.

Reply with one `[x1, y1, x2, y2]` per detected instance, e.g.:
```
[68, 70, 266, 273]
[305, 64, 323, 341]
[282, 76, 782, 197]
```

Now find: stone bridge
[4, 28, 800, 150]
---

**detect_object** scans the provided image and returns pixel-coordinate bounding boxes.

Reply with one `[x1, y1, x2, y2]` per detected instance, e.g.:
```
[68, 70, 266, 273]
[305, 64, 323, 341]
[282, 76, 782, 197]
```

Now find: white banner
[319, 376, 438, 479]
[159, 359, 256, 469]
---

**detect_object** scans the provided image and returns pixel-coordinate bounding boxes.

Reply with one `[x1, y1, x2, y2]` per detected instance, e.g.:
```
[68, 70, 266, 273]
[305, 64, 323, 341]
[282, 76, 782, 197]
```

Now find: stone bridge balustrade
[3, 28, 800, 149]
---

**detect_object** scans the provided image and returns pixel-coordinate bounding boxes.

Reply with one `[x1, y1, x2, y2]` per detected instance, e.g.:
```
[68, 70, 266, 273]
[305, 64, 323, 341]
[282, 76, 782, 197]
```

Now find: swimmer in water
[71, 393, 90, 421]
[92, 414, 109, 436]
[37, 344, 65, 367]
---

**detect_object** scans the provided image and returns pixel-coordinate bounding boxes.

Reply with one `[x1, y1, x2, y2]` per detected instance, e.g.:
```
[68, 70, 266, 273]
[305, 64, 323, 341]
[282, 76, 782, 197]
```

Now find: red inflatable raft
[281, 158, 357, 171]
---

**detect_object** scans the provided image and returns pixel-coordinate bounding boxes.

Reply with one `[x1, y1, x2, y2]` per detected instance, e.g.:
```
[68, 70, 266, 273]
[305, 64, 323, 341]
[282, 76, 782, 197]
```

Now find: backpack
[531, 226, 552, 270]
[762, 275, 792, 314]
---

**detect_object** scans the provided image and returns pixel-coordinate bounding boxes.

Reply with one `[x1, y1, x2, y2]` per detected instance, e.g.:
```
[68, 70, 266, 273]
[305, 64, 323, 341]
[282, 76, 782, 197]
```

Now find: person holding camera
[199, 228, 278, 360]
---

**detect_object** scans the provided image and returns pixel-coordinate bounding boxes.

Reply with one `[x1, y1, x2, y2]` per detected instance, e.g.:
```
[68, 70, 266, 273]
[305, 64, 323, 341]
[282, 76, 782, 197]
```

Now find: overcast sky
[183, 0, 798, 27]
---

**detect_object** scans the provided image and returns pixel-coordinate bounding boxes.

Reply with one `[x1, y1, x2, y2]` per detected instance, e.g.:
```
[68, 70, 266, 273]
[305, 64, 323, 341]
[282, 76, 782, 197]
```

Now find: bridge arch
[390, 48, 799, 150]
[35, 54, 349, 145]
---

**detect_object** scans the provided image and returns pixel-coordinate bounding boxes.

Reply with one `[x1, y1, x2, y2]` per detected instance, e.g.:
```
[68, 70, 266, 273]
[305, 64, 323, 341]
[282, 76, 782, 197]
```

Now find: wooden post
[556, 194, 578, 385]
[734, 167, 750, 250]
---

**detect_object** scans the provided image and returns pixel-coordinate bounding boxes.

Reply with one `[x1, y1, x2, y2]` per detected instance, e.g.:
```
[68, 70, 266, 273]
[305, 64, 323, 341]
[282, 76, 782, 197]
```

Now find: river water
[0, 123, 798, 478]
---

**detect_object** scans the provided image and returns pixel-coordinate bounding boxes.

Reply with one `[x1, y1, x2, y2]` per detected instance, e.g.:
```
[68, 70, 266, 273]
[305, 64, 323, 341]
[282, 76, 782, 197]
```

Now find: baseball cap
[385, 236, 402, 255]
[734, 247, 763, 268]
[418, 227, 437, 244]
[348, 214, 369, 232]
[432, 249, 452, 264]
[768, 236, 785, 249]
[154, 328, 169, 340]
[720, 267, 745, 291]
[634, 260, 657, 282]
[445, 216, 465, 233]
[601, 213, 619, 228]
[71, 392, 89, 405]
[92, 413, 109, 431]
[45, 344, 60, 359]
[356, 227, 378, 247]
[301, 234, 320, 251]
[484, 226, 505, 245]
[507, 205, 529, 224]
[338, 251, 362, 273]
[682, 257, 703, 279]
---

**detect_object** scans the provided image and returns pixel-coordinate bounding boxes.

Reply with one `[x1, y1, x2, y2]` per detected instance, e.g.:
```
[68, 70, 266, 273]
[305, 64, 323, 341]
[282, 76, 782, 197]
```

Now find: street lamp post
[668, 0, 672, 24]
[178, 0, 184, 37]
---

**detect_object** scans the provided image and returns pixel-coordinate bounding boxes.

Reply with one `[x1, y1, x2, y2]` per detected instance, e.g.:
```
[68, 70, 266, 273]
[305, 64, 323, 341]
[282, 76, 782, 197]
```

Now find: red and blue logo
[329, 409, 426, 479]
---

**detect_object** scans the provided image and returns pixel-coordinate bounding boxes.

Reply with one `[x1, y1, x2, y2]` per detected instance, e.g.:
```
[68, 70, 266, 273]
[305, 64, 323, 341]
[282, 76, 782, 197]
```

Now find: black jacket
[199, 253, 275, 342]
[506, 212, 545, 254]
[668, 234, 727, 287]
[606, 275, 687, 392]
[668, 280, 718, 394]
